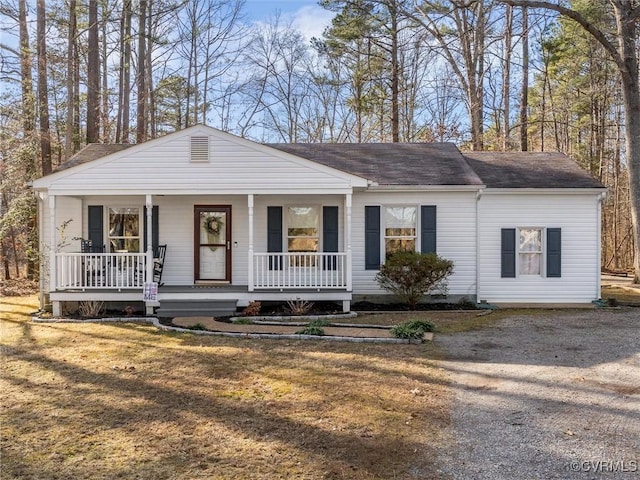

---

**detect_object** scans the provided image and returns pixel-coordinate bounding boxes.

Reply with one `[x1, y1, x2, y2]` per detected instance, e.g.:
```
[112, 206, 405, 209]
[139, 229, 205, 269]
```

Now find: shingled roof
[267, 143, 484, 186]
[464, 152, 605, 189]
[52, 139, 604, 190]
[54, 144, 133, 172]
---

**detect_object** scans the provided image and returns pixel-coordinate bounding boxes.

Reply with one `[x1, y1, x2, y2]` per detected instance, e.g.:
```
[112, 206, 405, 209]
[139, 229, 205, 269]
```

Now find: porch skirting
[49, 285, 352, 317]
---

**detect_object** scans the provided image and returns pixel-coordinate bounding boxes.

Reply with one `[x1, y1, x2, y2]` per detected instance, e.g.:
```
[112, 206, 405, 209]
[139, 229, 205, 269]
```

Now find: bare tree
[64, 0, 77, 158]
[136, 0, 147, 143]
[86, 0, 100, 143]
[37, 0, 51, 174]
[412, 0, 495, 151]
[502, 0, 640, 282]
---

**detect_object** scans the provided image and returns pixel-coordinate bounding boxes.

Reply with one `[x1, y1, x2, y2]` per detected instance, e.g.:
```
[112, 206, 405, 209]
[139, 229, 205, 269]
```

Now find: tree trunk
[136, 0, 147, 143]
[390, 1, 399, 143]
[502, 4, 513, 151]
[86, 0, 100, 143]
[614, 3, 640, 282]
[519, 5, 528, 151]
[101, 2, 109, 141]
[146, 0, 155, 138]
[122, 0, 132, 143]
[37, 0, 52, 175]
[64, 0, 76, 159]
[19, 0, 35, 135]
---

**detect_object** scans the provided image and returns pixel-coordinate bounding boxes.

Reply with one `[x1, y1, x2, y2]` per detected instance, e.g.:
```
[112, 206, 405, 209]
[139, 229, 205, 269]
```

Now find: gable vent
[190, 136, 210, 162]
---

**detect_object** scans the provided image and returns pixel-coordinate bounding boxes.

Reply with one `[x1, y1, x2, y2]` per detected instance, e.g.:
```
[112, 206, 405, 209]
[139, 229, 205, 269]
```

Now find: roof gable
[32, 125, 368, 193]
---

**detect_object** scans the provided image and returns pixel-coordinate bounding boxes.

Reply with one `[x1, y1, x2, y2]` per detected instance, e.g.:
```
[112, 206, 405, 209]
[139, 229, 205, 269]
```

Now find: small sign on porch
[143, 282, 158, 301]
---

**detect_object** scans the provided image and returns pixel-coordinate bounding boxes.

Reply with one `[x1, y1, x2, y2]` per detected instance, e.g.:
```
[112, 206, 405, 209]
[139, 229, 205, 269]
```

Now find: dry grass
[601, 285, 640, 305]
[1, 296, 452, 480]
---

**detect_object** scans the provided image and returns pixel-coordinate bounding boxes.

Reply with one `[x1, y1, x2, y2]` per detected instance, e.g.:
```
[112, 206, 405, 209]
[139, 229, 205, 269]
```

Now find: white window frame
[382, 205, 418, 262]
[517, 227, 544, 276]
[285, 205, 321, 255]
[107, 206, 141, 253]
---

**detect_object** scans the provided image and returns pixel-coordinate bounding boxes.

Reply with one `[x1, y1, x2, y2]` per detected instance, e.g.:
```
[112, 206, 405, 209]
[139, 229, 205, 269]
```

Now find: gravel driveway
[435, 308, 640, 480]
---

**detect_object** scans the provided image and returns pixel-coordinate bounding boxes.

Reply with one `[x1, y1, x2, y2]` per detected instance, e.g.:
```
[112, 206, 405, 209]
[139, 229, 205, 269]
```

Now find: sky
[243, 0, 336, 40]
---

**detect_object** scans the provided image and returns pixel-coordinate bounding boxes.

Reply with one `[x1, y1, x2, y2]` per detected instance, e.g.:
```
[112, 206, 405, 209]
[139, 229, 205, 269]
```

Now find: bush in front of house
[375, 252, 454, 309]
[391, 319, 435, 339]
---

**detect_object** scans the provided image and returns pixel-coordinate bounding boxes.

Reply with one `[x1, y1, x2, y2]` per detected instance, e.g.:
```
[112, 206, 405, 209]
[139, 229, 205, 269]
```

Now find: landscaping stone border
[31, 315, 427, 344]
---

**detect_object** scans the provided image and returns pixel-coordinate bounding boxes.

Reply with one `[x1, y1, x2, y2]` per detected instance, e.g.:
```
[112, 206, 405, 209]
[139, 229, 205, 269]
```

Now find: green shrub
[295, 319, 328, 336]
[187, 323, 207, 331]
[375, 252, 454, 309]
[391, 319, 435, 339]
[295, 325, 325, 336]
[232, 317, 254, 324]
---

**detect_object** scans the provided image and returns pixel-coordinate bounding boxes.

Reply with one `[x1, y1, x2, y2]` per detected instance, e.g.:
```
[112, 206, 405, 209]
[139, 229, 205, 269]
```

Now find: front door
[194, 205, 231, 282]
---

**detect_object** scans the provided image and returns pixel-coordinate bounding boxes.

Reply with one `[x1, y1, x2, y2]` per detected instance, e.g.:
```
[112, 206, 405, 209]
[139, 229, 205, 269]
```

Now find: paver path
[435, 309, 640, 479]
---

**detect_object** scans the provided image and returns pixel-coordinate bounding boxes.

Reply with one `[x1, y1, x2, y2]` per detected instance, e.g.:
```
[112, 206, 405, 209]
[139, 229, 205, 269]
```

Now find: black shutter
[501, 228, 516, 278]
[88, 206, 103, 251]
[365, 206, 380, 270]
[421, 205, 437, 254]
[267, 206, 283, 270]
[323, 206, 339, 270]
[143, 206, 159, 252]
[547, 228, 562, 278]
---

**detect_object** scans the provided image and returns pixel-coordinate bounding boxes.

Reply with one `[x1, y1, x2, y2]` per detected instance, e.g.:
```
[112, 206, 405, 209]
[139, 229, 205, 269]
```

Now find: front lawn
[1, 296, 452, 480]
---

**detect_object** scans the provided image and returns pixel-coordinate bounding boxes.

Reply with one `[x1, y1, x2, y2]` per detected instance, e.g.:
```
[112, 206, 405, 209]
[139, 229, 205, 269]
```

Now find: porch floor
[51, 284, 352, 311]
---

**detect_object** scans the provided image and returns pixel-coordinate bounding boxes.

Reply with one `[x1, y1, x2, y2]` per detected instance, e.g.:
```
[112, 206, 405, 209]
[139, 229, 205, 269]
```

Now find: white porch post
[248, 194, 254, 292]
[345, 192, 353, 299]
[145, 195, 154, 314]
[48, 194, 61, 316]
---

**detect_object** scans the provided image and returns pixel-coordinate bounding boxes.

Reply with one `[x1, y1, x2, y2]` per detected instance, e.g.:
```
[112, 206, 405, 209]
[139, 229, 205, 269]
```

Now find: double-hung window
[384, 206, 417, 260]
[287, 206, 319, 265]
[502, 226, 561, 278]
[518, 228, 542, 275]
[108, 207, 140, 252]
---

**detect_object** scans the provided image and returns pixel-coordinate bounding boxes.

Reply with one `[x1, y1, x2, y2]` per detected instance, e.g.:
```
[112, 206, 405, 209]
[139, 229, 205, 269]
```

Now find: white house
[31, 125, 606, 317]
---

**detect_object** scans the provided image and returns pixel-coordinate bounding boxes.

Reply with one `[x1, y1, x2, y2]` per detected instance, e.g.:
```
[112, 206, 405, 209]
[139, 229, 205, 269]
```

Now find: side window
[383, 206, 417, 260]
[286, 206, 319, 254]
[518, 228, 542, 275]
[502, 227, 562, 278]
[108, 207, 140, 252]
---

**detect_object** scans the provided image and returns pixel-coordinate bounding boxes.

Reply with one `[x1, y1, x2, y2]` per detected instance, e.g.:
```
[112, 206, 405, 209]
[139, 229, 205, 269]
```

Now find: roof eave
[366, 184, 484, 192]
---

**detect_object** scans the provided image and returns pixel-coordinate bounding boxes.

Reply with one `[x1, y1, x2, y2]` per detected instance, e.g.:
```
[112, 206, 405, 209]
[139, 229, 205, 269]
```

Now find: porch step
[156, 299, 238, 318]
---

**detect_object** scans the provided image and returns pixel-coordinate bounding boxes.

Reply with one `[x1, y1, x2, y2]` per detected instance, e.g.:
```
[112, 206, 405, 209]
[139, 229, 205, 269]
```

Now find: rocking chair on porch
[81, 239, 106, 286]
[152, 245, 167, 286]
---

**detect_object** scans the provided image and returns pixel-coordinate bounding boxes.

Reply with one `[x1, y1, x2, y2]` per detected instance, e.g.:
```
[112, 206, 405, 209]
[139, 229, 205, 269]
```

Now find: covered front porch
[46, 192, 355, 316]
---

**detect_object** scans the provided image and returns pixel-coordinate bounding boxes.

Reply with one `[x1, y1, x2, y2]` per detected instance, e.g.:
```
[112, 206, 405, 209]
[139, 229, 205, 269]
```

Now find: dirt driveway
[435, 308, 640, 479]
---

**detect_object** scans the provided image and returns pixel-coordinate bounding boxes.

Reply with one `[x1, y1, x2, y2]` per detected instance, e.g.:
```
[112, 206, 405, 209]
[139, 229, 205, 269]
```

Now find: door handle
[227, 241, 230, 250]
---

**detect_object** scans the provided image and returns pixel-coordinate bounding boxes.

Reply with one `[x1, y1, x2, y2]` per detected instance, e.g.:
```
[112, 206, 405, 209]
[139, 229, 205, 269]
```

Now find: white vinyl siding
[478, 193, 600, 303]
[351, 191, 477, 297]
[39, 127, 364, 194]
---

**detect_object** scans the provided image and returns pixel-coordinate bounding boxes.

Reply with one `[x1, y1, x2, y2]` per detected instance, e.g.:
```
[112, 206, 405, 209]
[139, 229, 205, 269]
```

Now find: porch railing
[55, 252, 147, 289]
[252, 252, 348, 289]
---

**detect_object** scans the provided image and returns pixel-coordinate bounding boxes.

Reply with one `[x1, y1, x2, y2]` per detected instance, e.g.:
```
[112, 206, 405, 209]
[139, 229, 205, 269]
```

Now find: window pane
[287, 207, 319, 256]
[385, 207, 416, 229]
[519, 253, 541, 275]
[385, 238, 415, 259]
[287, 207, 318, 229]
[109, 208, 139, 237]
[385, 227, 416, 237]
[519, 229, 541, 252]
[200, 212, 226, 244]
[288, 238, 318, 253]
[288, 227, 317, 237]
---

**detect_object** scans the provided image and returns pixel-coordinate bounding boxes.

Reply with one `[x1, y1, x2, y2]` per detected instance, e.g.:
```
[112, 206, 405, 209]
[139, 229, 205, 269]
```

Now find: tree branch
[499, 0, 624, 70]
